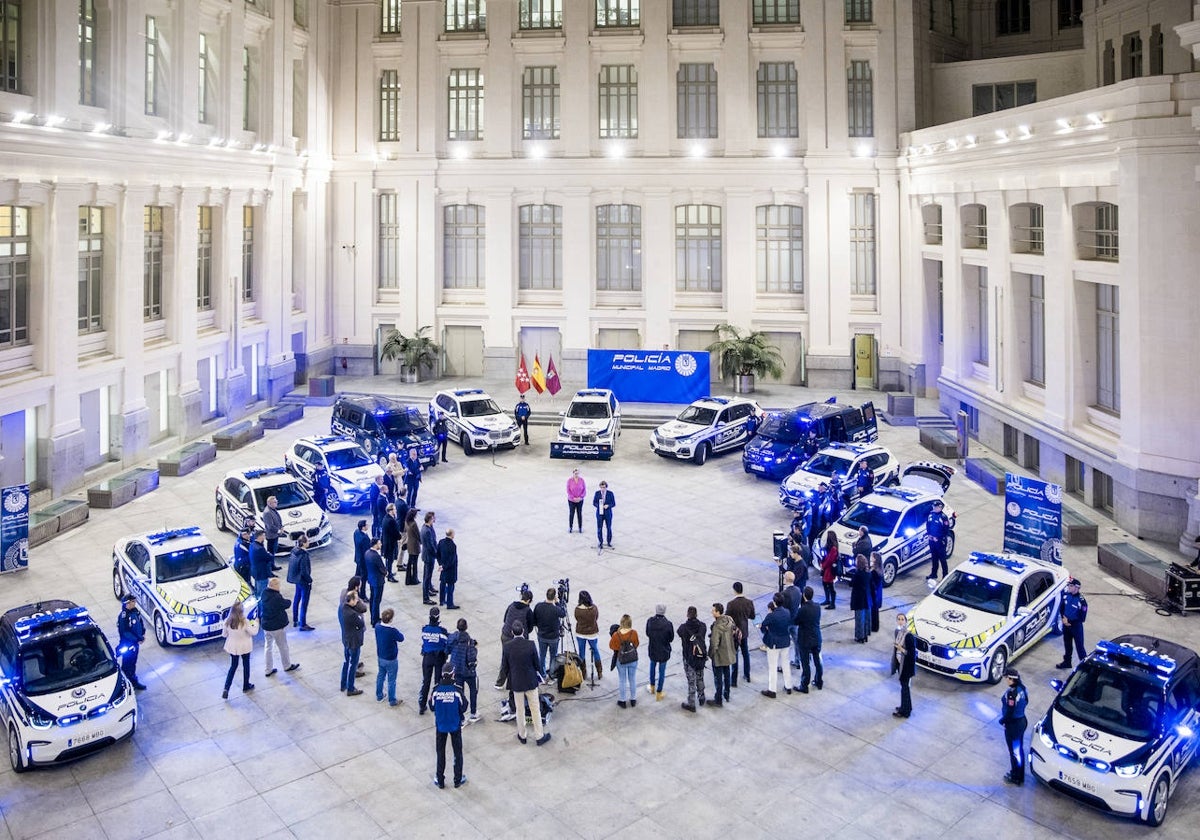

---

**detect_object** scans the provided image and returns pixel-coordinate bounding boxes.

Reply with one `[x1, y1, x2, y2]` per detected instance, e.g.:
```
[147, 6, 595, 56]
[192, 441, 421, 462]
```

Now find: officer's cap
[932, 500, 944, 508]
[123, 595, 137, 604]
[1068, 577, 1081, 587]
[1005, 667, 1020, 680]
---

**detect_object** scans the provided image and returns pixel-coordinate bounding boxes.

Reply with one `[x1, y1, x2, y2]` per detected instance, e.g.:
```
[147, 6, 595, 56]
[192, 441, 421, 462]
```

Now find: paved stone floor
[1, 378, 1198, 839]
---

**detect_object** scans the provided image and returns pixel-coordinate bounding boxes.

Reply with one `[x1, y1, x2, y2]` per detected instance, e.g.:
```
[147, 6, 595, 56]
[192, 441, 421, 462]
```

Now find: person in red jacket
[820, 531, 839, 610]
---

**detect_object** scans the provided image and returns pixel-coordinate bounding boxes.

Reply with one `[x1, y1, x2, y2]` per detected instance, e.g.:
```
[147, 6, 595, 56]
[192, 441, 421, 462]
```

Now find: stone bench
[158, 441, 218, 477]
[1098, 542, 1166, 598]
[1062, 507, 1099, 546]
[965, 457, 1008, 495]
[86, 467, 160, 509]
[919, 427, 958, 459]
[213, 420, 264, 451]
[259, 402, 304, 430]
[886, 393, 915, 417]
[29, 499, 90, 547]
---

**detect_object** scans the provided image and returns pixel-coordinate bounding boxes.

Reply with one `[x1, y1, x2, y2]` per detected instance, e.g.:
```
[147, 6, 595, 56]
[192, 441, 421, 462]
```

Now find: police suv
[429, 388, 521, 454]
[824, 462, 956, 586]
[550, 389, 621, 460]
[2, 600, 137, 772]
[649, 396, 764, 465]
[330, 394, 438, 466]
[742, 398, 879, 480]
[112, 527, 257, 647]
[778, 443, 899, 511]
[284, 435, 384, 512]
[214, 466, 332, 552]
[908, 552, 1070, 684]
[1032, 635, 1200, 826]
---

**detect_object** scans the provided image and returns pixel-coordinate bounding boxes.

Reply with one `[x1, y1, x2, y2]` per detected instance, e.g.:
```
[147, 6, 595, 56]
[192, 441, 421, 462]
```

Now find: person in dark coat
[403, 509, 421, 586]
[794, 586, 823, 692]
[869, 553, 885, 635]
[249, 530, 274, 599]
[312, 465, 330, 511]
[676, 606, 708, 711]
[418, 608, 450, 714]
[851, 526, 874, 569]
[403, 447, 423, 509]
[495, 587, 535, 700]
[351, 519, 370, 597]
[820, 531, 839, 610]
[116, 595, 147, 690]
[430, 666, 468, 789]
[232, 527, 252, 585]
[368, 476, 386, 538]
[372, 482, 392, 542]
[781, 571, 803, 667]
[437, 529, 460, 609]
[260, 578, 299, 677]
[894, 612, 916, 718]
[758, 595, 794, 699]
[339, 590, 366, 696]
[999, 668, 1030, 785]
[433, 415, 449, 463]
[381, 504, 402, 583]
[420, 511, 438, 605]
[592, 481, 615, 550]
[725, 583, 756, 687]
[365, 538, 387, 626]
[645, 604, 673, 701]
[286, 534, 314, 631]
[498, 623, 550, 745]
[447, 617, 479, 722]
[849, 554, 872, 643]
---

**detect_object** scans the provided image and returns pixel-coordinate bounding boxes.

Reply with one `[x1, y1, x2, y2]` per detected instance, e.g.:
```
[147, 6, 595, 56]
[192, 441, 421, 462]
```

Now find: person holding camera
[533, 587, 567, 673]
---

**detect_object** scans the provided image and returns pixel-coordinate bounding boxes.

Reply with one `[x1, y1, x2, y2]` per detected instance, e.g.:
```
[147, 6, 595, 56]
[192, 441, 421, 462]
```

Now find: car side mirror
[1049, 679, 1064, 692]
[558, 411, 566, 417]
[1016, 607, 1031, 617]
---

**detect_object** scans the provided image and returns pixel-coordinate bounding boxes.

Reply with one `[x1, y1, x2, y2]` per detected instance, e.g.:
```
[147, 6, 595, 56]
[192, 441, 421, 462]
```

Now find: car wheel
[882, 558, 899, 588]
[986, 646, 1008, 685]
[325, 494, 341, 514]
[215, 504, 228, 532]
[1145, 772, 1171, 826]
[8, 726, 26, 774]
[944, 532, 956, 558]
[153, 613, 169, 648]
[112, 568, 124, 600]
[693, 443, 710, 466]
[461, 433, 474, 456]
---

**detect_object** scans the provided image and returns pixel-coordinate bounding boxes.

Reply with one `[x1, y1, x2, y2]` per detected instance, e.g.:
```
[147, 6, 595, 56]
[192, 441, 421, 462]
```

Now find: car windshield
[379, 409, 427, 436]
[325, 446, 372, 469]
[153, 544, 229, 583]
[19, 628, 118, 695]
[461, 398, 501, 418]
[934, 571, 1013, 617]
[758, 413, 811, 444]
[252, 481, 311, 510]
[839, 501, 901, 536]
[568, 402, 611, 420]
[1055, 662, 1163, 741]
[801, 453, 854, 478]
[677, 406, 717, 426]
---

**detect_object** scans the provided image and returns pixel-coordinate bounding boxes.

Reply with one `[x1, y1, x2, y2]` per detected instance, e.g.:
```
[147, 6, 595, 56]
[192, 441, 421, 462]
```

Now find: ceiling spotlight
[965, 134, 977, 148]
[854, 143, 874, 158]
[175, 133, 191, 145]
[209, 137, 225, 147]
[452, 145, 470, 160]
[1018, 125, 1032, 139]
[995, 129, 1009, 143]
[1087, 113, 1104, 128]
[1056, 118, 1073, 133]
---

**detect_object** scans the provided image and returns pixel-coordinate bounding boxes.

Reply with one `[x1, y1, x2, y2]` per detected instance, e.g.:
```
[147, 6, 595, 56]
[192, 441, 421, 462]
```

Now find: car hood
[27, 671, 121, 718]
[386, 430, 434, 444]
[156, 568, 250, 615]
[331, 463, 384, 486]
[461, 414, 513, 432]
[910, 597, 1007, 648]
[562, 417, 612, 433]
[783, 471, 843, 495]
[746, 438, 801, 458]
[275, 504, 325, 531]
[1049, 707, 1146, 764]
[655, 420, 704, 439]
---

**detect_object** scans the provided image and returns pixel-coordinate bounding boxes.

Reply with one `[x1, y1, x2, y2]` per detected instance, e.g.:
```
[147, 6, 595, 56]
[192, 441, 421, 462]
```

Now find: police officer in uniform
[514, 394, 532, 445]
[855, 461, 875, 499]
[925, 500, 951, 582]
[802, 430, 820, 461]
[311, 465, 330, 512]
[232, 526, 252, 585]
[433, 414, 449, 462]
[999, 667, 1029, 784]
[430, 665, 468, 789]
[117, 595, 147, 690]
[1057, 578, 1087, 669]
[418, 607, 450, 714]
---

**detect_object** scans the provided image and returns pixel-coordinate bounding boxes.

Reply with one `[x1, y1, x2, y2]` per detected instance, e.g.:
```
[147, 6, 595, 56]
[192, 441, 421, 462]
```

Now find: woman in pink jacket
[566, 469, 586, 533]
[221, 601, 259, 699]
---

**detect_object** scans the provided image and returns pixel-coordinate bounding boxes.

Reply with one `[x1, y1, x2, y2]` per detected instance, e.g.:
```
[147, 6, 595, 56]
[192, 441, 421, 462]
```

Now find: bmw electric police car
[550, 389, 621, 460]
[1031, 635, 1200, 826]
[214, 466, 332, 552]
[908, 552, 1070, 684]
[778, 443, 899, 511]
[742, 399, 879, 480]
[824, 462, 957, 586]
[284, 435, 384, 512]
[430, 388, 521, 455]
[112, 527, 257, 647]
[649, 396, 764, 465]
[1, 600, 137, 772]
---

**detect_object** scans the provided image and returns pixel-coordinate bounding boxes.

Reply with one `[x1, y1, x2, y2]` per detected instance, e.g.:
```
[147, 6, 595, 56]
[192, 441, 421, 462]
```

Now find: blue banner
[587, 350, 710, 404]
[1, 484, 30, 574]
[1003, 473, 1063, 564]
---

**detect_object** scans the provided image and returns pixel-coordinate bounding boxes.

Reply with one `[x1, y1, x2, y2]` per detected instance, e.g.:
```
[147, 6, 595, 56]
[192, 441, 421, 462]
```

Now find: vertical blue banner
[1003, 473, 1063, 564]
[1, 484, 30, 574]
[587, 350, 710, 404]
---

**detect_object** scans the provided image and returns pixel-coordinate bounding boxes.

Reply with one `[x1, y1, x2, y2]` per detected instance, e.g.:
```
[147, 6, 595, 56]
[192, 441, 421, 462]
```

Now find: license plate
[749, 464, 765, 473]
[69, 729, 103, 748]
[1058, 771, 1096, 794]
[917, 652, 935, 664]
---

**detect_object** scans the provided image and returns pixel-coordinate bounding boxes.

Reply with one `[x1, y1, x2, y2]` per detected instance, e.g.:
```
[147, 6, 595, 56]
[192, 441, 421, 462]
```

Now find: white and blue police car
[284, 435, 384, 512]
[1032, 635, 1200, 826]
[112, 526, 257, 647]
[649, 396, 764, 465]
[550, 389, 621, 460]
[778, 442, 899, 511]
[2, 600, 137, 772]
[908, 551, 1070, 684]
[214, 466, 332, 552]
[430, 388, 521, 455]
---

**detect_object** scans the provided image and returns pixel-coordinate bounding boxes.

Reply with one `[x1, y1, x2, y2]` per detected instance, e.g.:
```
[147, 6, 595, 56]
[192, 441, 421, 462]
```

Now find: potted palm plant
[706, 323, 785, 394]
[379, 326, 440, 384]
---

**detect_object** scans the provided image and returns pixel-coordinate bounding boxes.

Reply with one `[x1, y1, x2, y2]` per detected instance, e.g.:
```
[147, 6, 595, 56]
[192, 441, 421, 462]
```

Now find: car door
[712, 407, 740, 451]
[1011, 571, 1056, 653]
[866, 452, 894, 485]
[894, 501, 935, 574]
[1170, 670, 1200, 771]
[294, 444, 319, 488]
[125, 543, 154, 614]
[232, 480, 255, 530]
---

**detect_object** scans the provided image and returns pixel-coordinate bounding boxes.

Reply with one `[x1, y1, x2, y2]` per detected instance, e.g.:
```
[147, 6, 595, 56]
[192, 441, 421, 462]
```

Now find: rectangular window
[80, 0, 97, 106]
[78, 206, 104, 333]
[930, 0, 957, 37]
[520, 0, 561, 29]
[381, 0, 401, 34]
[143, 206, 164, 321]
[923, 205, 943, 245]
[756, 204, 803, 295]
[849, 193, 876, 295]
[144, 17, 160, 116]
[976, 269, 989, 365]
[379, 69, 400, 141]
[294, 0, 308, 29]
[596, 204, 641, 291]
[1149, 25, 1163, 75]
[753, 1, 800, 25]
[445, 0, 486, 33]
[971, 81, 1036, 116]
[1, 0, 20, 93]
[197, 206, 213, 310]
[675, 205, 722, 293]
[673, 0, 718, 27]
[756, 62, 798, 138]
[443, 204, 485, 289]
[1028, 274, 1044, 385]
[845, 1, 872, 24]
[522, 66, 560, 140]
[1103, 41, 1115, 85]
[1057, 0, 1081, 29]
[447, 68, 484, 141]
[1122, 32, 1143, 80]
[242, 206, 255, 302]
[1092, 203, 1119, 260]
[1096, 284, 1120, 413]
[0, 206, 30, 348]
[847, 61, 873, 138]
[1065, 455, 1084, 496]
[598, 65, 637, 139]
[242, 47, 254, 131]
[199, 34, 212, 123]
[1015, 203, 1043, 254]
[996, 0, 1030, 35]
[1093, 469, 1114, 513]
[676, 63, 717, 139]
[518, 204, 563, 290]
[596, 0, 639, 28]
[378, 193, 400, 289]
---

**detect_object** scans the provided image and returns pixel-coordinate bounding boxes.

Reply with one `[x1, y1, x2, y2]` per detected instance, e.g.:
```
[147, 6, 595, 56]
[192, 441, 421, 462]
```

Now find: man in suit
[365, 538, 387, 626]
[381, 504, 402, 583]
[262, 495, 283, 559]
[373, 482, 393, 543]
[420, 510, 439, 605]
[794, 586, 823, 692]
[403, 447, 423, 509]
[498, 623, 550, 746]
[592, 481, 616, 550]
[352, 519, 371, 597]
[437, 529, 460, 609]
[894, 612, 916, 718]
[249, 530, 274, 600]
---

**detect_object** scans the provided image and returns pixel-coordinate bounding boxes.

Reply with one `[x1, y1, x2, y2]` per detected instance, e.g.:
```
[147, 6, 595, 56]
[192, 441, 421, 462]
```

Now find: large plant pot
[734, 374, 756, 394]
[400, 366, 419, 384]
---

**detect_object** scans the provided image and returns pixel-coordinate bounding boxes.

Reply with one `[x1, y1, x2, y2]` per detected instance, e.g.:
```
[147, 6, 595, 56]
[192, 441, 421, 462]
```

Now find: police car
[824, 462, 956, 586]
[213, 466, 332, 552]
[550, 389, 621, 460]
[1032, 635, 1200, 826]
[908, 552, 1070, 684]
[778, 443, 899, 511]
[742, 398, 879, 480]
[284, 435, 384, 512]
[112, 527, 256, 647]
[429, 388, 521, 455]
[330, 394, 438, 467]
[2, 600, 137, 772]
[649, 396, 764, 465]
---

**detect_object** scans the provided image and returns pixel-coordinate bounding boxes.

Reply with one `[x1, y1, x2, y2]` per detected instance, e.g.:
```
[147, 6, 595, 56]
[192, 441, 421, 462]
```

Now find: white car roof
[570, 389, 615, 402]
[226, 466, 300, 488]
[125, 527, 215, 555]
[954, 551, 1067, 584]
[296, 435, 360, 452]
[855, 485, 938, 511]
[691, 395, 756, 408]
[439, 388, 494, 401]
[816, 442, 887, 458]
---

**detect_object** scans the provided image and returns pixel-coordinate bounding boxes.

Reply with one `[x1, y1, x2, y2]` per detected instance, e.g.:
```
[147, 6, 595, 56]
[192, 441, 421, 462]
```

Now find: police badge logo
[1044, 483, 1063, 505]
[3, 487, 28, 514]
[193, 580, 217, 592]
[940, 609, 967, 623]
[1040, 538, 1064, 565]
[674, 354, 698, 377]
[72, 687, 87, 699]
[288, 510, 303, 518]
[1006, 501, 1021, 517]
[1083, 728, 1099, 741]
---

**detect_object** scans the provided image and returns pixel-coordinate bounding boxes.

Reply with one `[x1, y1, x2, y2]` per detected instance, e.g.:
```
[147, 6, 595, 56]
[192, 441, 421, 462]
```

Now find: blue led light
[452, 389, 484, 396]
[243, 467, 288, 479]
[967, 552, 1027, 574]
[13, 606, 92, 641]
[1095, 640, 1177, 675]
[146, 526, 203, 545]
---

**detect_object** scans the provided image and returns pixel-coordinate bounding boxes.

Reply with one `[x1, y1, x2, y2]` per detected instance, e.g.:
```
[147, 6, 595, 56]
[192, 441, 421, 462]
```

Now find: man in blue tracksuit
[418, 607, 450, 714]
[117, 595, 147, 690]
[429, 666, 467, 789]
[249, 530, 274, 599]
[925, 500, 952, 581]
[999, 667, 1029, 785]
[403, 447, 422, 509]
[514, 394, 531, 445]
[1057, 578, 1087, 669]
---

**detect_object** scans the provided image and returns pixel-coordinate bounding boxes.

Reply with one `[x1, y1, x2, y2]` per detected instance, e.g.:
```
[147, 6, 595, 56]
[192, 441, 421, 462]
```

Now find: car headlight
[1113, 762, 1142, 778]
[1038, 727, 1054, 750]
[18, 696, 54, 729]
[319, 513, 329, 528]
[957, 647, 986, 659]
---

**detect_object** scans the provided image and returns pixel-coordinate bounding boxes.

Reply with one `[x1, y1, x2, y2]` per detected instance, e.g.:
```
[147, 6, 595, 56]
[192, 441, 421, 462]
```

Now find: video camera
[555, 578, 570, 605]
[516, 582, 532, 599]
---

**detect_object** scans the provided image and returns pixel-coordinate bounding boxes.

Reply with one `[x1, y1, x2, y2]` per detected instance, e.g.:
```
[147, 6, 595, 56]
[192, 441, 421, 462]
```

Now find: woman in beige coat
[222, 601, 258, 699]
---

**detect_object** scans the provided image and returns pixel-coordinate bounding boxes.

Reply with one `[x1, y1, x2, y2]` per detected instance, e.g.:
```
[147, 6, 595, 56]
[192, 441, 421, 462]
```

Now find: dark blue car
[742, 399, 878, 480]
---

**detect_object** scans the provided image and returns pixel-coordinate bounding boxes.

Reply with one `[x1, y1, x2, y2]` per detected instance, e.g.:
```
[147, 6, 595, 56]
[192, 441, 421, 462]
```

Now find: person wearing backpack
[1056, 578, 1088, 670]
[708, 603, 737, 707]
[676, 606, 708, 712]
[448, 617, 480, 723]
[608, 614, 640, 708]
